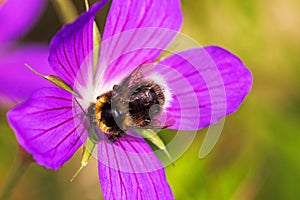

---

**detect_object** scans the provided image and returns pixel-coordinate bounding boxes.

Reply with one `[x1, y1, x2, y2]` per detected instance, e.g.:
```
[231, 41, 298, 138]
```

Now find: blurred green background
[1, 0, 300, 199]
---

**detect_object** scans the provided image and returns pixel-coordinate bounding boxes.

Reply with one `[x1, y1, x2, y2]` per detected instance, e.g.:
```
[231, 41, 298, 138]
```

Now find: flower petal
[48, 0, 109, 87]
[98, 134, 174, 200]
[0, 44, 53, 107]
[0, 0, 47, 44]
[7, 87, 87, 170]
[102, 0, 182, 40]
[98, 0, 183, 84]
[156, 46, 253, 130]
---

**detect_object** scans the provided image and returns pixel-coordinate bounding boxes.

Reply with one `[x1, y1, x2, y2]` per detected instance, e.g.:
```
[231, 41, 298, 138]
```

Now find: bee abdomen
[129, 82, 165, 126]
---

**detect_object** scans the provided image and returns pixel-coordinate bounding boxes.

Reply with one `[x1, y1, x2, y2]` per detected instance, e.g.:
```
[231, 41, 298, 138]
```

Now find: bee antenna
[74, 97, 88, 116]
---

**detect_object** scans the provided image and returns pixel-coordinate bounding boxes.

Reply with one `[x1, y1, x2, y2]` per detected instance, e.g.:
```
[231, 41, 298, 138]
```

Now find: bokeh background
[1, 0, 300, 199]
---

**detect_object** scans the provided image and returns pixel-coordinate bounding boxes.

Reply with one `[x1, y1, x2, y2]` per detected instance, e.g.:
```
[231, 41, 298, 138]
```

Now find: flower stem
[0, 147, 32, 200]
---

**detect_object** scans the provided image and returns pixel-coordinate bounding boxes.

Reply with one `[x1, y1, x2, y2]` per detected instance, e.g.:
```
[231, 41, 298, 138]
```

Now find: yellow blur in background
[1, 0, 300, 199]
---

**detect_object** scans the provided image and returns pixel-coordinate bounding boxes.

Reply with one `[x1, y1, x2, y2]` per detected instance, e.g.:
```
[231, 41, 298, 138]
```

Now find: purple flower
[0, 0, 52, 106]
[7, 0, 252, 199]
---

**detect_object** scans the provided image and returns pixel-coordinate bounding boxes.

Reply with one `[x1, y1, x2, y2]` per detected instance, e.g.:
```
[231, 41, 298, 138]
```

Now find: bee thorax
[92, 76, 167, 142]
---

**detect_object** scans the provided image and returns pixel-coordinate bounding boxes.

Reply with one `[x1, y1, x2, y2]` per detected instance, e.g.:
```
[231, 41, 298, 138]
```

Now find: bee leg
[108, 131, 125, 142]
[108, 135, 118, 142]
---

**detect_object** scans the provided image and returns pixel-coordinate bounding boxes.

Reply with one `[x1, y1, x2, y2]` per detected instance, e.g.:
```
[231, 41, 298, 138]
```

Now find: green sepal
[26, 64, 79, 96]
[70, 135, 96, 182]
[138, 129, 174, 166]
[47, 75, 78, 95]
[50, 0, 78, 24]
[84, 0, 101, 72]
[85, 0, 90, 10]
[93, 22, 101, 72]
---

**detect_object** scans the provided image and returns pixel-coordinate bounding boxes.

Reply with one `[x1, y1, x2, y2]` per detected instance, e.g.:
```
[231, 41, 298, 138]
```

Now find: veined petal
[0, 0, 47, 44]
[7, 87, 87, 170]
[48, 0, 109, 87]
[98, 134, 174, 200]
[98, 0, 183, 85]
[0, 44, 53, 107]
[156, 46, 252, 130]
[102, 0, 182, 40]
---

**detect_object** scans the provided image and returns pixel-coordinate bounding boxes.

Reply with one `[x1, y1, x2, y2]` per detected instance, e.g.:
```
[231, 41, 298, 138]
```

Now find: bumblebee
[88, 67, 169, 141]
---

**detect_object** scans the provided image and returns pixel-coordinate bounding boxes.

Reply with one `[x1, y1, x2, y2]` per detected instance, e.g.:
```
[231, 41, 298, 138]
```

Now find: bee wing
[116, 62, 155, 89]
[152, 111, 176, 128]
[127, 111, 176, 130]
[117, 65, 144, 89]
[112, 63, 155, 103]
